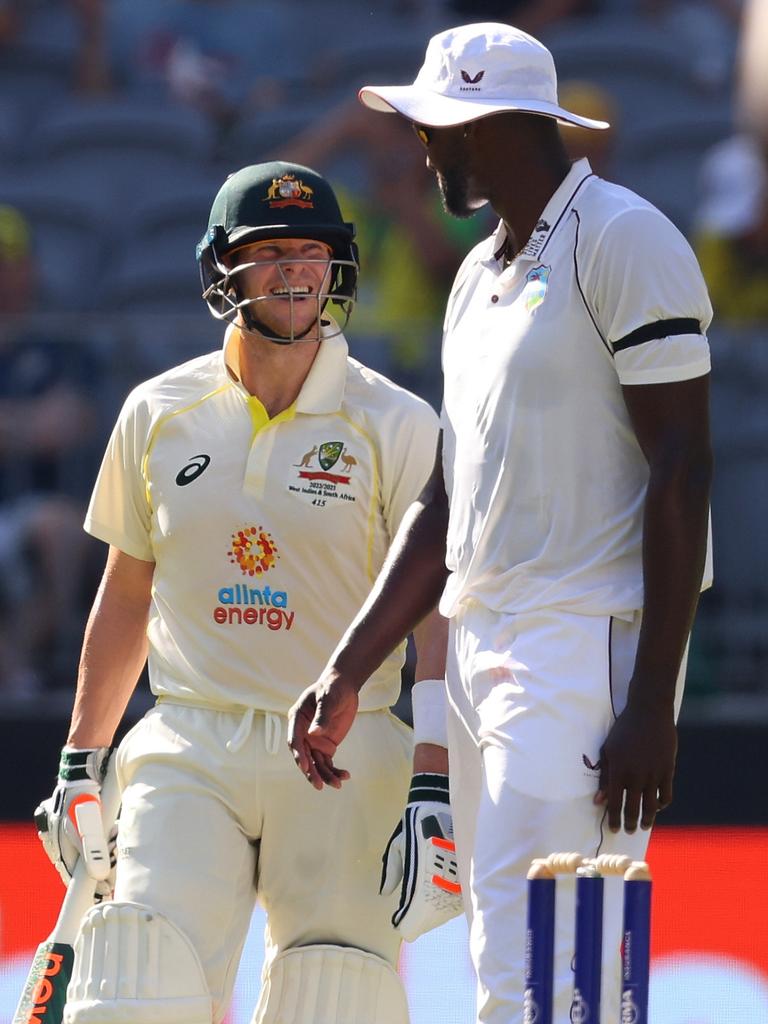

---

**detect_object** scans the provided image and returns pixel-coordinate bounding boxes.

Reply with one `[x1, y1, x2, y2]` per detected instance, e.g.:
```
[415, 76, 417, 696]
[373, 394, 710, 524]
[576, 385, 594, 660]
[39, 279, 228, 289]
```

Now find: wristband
[58, 746, 111, 785]
[407, 771, 450, 804]
[411, 678, 448, 748]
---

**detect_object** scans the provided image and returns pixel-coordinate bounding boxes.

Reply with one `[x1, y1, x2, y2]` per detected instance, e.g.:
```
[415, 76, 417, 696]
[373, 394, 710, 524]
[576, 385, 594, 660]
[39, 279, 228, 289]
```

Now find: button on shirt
[85, 327, 439, 712]
[440, 159, 713, 619]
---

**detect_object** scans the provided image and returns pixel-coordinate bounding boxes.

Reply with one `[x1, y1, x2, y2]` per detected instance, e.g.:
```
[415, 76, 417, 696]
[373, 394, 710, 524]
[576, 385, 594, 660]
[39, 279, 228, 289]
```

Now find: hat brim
[359, 84, 609, 131]
[224, 222, 354, 251]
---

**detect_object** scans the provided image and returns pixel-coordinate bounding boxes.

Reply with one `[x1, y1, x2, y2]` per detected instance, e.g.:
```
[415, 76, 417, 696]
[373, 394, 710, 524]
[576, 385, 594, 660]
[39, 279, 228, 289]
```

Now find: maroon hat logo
[460, 69, 485, 85]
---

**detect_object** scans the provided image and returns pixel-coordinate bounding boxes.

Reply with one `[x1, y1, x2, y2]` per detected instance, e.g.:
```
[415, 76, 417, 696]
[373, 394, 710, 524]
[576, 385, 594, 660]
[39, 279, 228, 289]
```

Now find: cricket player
[288, 25, 714, 1024]
[34, 162, 458, 1024]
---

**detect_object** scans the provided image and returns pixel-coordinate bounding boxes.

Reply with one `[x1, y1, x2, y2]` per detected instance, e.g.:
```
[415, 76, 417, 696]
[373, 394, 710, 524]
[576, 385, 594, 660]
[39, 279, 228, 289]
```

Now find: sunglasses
[412, 123, 432, 146]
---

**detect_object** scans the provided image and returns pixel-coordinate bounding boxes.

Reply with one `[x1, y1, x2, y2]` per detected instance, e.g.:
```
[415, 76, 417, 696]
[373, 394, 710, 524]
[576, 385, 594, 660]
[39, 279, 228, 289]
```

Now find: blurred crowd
[0, 0, 765, 707]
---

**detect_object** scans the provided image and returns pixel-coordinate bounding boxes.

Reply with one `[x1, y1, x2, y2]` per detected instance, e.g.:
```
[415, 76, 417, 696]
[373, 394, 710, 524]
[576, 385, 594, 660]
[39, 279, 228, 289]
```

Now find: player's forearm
[413, 742, 449, 773]
[413, 608, 449, 683]
[330, 496, 449, 691]
[412, 612, 450, 772]
[68, 599, 149, 748]
[630, 449, 713, 708]
[67, 553, 153, 748]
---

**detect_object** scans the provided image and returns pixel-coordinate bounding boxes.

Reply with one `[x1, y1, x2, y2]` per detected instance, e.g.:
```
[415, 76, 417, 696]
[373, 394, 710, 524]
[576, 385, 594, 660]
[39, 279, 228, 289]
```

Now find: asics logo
[176, 454, 211, 486]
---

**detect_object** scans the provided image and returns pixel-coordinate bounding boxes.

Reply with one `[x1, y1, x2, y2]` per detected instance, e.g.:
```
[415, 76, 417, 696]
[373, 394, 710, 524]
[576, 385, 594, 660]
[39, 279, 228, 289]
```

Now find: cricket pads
[64, 902, 212, 1023]
[251, 944, 409, 1024]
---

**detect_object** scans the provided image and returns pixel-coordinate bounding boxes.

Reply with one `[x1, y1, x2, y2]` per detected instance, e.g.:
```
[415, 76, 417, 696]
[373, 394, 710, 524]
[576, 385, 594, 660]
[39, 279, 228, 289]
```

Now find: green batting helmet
[196, 162, 358, 339]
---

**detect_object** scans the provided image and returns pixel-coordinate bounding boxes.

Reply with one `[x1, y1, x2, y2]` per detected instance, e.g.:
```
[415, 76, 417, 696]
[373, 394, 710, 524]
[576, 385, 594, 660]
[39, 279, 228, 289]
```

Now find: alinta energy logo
[228, 526, 278, 577]
[213, 526, 295, 631]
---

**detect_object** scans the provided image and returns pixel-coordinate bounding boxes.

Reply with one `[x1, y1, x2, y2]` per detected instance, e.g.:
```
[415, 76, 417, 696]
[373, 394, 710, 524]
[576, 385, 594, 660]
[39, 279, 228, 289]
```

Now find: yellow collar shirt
[440, 159, 713, 620]
[85, 326, 439, 712]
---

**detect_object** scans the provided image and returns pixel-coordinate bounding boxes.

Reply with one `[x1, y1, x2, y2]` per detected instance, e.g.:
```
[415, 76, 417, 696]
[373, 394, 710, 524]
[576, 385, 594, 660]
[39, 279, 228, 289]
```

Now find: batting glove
[380, 772, 463, 941]
[36, 746, 116, 899]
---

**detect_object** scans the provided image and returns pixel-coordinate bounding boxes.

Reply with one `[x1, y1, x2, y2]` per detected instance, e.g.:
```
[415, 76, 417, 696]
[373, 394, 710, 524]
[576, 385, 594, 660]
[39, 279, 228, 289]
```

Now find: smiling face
[224, 237, 334, 340]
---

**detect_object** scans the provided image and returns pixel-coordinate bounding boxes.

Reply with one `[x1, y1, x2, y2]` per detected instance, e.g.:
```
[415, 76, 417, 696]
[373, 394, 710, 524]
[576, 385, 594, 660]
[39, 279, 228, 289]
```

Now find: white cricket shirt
[440, 159, 713, 619]
[85, 327, 439, 712]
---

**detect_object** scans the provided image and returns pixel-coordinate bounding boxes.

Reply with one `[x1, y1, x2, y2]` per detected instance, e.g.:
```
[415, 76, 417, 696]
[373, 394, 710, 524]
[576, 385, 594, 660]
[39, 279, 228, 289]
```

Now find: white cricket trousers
[445, 604, 687, 1024]
[113, 701, 412, 1023]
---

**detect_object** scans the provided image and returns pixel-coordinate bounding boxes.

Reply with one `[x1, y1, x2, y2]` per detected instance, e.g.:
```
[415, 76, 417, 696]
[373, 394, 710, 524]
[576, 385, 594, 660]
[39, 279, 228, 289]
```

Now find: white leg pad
[251, 944, 409, 1024]
[64, 901, 213, 1024]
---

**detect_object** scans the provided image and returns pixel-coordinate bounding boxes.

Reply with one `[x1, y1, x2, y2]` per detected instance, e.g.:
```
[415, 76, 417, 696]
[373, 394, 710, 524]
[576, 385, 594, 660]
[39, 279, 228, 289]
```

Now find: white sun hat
[359, 22, 610, 131]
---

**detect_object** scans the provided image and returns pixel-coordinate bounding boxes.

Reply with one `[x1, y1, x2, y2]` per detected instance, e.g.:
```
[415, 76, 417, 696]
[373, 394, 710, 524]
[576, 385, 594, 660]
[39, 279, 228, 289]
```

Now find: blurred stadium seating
[27, 98, 215, 202]
[697, 329, 768, 702]
[225, 105, 334, 166]
[615, 107, 735, 232]
[0, 179, 107, 309]
[0, 32, 73, 113]
[105, 180, 219, 315]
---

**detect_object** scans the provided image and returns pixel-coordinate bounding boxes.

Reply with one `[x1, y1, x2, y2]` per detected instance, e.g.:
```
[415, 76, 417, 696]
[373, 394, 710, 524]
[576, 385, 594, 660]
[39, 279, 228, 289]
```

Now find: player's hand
[380, 773, 463, 941]
[287, 673, 357, 790]
[594, 696, 678, 834]
[36, 747, 116, 898]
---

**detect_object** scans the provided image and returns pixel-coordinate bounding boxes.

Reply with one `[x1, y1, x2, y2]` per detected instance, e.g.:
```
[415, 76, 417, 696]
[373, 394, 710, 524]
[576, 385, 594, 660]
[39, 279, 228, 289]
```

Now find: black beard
[437, 169, 479, 219]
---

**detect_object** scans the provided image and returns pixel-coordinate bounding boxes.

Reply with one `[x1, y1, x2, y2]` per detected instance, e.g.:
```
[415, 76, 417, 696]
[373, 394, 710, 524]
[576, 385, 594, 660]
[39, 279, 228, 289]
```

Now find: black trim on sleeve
[613, 318, 701, 353]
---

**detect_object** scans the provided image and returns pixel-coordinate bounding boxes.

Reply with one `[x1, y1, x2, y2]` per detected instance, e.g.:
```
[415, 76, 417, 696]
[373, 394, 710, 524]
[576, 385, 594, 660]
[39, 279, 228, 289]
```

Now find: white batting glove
[36, 746, 116, 899]
[380, 773, 463, 941]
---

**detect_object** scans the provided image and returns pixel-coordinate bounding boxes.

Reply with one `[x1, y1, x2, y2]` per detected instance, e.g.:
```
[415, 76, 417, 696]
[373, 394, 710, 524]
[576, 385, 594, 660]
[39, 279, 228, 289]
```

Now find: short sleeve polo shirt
[439, 159, 713, 619]
[85, 327, 439, 712]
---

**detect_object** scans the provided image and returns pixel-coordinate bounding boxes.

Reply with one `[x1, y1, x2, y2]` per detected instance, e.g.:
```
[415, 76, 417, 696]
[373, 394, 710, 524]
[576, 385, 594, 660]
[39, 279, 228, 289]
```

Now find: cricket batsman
[33, 162, 461, 1023]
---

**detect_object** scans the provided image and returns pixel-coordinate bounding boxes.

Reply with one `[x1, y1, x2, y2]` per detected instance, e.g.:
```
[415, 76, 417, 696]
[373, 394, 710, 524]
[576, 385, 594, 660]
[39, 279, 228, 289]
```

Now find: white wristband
[411, 678, 448, 748]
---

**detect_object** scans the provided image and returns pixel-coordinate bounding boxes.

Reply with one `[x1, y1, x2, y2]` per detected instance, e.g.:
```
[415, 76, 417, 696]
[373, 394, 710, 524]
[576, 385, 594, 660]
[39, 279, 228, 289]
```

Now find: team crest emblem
[264, 174, 315, 209]
[318, 440, 343, 471]
[289, 440, 358, 504]
[523, 265, 550, 313]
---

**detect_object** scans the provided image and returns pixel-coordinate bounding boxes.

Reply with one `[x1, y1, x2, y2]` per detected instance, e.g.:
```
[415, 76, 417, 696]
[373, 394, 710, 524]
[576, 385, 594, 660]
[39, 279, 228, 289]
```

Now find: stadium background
[1, 1, 766, 1021]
